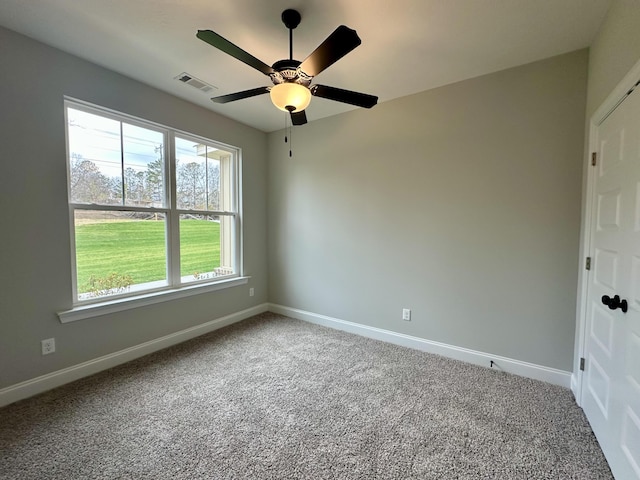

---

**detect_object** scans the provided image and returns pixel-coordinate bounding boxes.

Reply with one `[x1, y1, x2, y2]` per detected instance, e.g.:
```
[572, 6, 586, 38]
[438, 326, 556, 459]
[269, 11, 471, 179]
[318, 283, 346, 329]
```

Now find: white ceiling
[0, 0, 611, 132]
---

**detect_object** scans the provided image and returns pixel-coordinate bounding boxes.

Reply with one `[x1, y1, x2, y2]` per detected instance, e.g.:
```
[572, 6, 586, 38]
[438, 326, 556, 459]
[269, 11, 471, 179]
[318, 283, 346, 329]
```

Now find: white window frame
[59, 98, 246, 323]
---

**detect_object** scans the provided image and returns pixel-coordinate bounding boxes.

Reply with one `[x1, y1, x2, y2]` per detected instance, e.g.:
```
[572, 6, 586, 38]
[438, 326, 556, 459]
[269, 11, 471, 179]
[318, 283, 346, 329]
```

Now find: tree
[69, 156, 113, 204]
[124, 167, 145, 205]
[146, 153, 164, 206]
[177, 161, 205, 209]
[207, 161, 220, 210]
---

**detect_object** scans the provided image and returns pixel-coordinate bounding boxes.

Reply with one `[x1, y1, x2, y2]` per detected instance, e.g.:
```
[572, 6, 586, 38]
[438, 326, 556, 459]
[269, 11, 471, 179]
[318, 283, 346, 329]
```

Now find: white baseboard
[269, 304, 572, 388]
[0, 303, 269, 407]
[2, 302, 572, 408]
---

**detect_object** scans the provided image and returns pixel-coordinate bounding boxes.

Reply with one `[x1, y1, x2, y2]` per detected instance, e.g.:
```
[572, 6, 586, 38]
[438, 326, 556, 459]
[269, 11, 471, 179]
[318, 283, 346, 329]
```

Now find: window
[65, 100, 241, 306]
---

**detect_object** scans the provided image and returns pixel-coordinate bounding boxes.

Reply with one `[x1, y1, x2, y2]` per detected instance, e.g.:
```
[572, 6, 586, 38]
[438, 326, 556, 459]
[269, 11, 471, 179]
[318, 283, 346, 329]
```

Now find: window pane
[175, 137, 233, 211]
[67, 108, 166, 208]
[180, 214, 233, 282]
[122, 123, 165, 208]
[67, 108, 122, 204]
[74, 210, 167, 299]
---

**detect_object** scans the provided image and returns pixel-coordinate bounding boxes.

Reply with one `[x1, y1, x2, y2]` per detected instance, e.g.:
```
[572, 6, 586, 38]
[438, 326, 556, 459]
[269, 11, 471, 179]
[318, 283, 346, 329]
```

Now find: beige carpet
[0, 312, 612, 479]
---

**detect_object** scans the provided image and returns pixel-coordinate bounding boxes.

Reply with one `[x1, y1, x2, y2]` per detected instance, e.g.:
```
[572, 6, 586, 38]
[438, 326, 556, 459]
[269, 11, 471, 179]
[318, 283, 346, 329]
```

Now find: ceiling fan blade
[197, 30, 275, 76]
[211, 87, 270, 104]
[311, 84, 378, 108]
[290, 110, 307, 126]
[299, 25, 361, 77]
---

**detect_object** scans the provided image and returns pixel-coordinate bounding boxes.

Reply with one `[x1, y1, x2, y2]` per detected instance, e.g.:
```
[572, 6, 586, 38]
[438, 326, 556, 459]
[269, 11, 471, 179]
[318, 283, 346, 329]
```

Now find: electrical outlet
[41, 338, 56, 355]
[402, 308, 411, 321]
[249, 287, 255, 297]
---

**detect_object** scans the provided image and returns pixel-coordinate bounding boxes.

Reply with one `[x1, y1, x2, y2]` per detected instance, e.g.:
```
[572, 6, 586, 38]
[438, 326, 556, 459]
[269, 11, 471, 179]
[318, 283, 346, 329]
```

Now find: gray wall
[586, 0, 640, 118]
[268, 50, 589, 371]
[0, 27, 268, 389]
[9, 0, 637, 389]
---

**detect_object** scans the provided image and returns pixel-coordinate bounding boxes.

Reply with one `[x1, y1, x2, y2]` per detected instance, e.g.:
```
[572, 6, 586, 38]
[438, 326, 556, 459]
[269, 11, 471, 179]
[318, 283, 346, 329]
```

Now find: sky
[67, 107, 163, 179]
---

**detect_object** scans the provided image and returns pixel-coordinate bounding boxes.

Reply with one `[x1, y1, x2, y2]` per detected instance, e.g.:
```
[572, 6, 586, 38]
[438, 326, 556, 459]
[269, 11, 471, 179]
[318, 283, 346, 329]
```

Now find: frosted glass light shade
[270, 83, 311, 112]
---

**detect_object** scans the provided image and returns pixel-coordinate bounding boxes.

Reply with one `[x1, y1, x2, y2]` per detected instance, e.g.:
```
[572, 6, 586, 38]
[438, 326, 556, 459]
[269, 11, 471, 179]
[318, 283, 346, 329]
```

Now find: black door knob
[601, 294, 628, 313]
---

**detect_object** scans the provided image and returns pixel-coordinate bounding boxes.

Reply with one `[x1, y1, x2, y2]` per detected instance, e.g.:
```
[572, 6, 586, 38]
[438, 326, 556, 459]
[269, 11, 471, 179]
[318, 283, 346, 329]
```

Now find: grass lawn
[180, 219, 221, 276]
[75, 219, 220, 293]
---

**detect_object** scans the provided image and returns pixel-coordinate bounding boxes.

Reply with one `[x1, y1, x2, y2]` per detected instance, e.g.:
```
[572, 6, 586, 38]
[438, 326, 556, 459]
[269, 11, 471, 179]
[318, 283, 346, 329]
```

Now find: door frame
[573, 57, 640, 405]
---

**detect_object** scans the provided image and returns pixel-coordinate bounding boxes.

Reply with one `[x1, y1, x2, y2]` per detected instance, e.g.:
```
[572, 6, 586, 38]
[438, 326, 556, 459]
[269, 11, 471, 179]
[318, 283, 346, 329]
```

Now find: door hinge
[586, 257, 591, 270]
[591, 152, 597, 166]
[580, 357, 585, 371]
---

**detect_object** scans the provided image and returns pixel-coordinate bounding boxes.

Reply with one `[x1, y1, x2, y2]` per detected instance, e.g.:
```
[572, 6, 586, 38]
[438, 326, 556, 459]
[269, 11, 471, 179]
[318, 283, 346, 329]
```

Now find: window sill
[58, 276, 250, 323]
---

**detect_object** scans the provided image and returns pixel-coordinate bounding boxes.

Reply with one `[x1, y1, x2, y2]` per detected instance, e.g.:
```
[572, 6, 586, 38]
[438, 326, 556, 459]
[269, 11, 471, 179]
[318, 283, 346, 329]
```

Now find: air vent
[175, 73, 217, 93]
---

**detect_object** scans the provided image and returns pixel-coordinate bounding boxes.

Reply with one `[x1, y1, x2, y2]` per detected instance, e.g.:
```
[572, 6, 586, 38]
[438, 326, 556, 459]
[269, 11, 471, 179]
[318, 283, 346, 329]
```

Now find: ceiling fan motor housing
[270, 59, 312, 87]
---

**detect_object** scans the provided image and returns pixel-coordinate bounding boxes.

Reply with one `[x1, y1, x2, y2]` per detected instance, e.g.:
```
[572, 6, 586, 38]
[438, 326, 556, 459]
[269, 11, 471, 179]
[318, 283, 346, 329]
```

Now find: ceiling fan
[196, 9, 378, 126]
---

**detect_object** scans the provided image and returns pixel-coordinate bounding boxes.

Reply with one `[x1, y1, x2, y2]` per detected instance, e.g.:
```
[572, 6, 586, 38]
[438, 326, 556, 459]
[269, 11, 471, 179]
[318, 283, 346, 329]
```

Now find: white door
[581, 85, 640, 479]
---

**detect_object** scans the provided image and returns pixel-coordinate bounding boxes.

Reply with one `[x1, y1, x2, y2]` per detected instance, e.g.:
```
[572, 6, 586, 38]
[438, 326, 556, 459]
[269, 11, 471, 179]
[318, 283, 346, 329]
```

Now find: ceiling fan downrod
[281, 9, 301, 61]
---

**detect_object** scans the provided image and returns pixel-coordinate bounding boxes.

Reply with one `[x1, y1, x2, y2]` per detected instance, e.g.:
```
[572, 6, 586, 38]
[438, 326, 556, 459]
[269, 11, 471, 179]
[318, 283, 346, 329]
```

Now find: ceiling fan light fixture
[270, 83, 311, 112]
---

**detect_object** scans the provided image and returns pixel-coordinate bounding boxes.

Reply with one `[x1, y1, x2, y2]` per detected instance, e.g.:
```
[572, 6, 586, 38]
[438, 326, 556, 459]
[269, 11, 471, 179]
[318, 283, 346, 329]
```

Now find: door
[581, 85, 640, 479]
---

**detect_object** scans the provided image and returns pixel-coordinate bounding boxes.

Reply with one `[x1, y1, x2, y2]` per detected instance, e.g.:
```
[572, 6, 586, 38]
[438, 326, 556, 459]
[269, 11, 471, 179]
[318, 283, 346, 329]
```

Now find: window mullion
[119, 121, 125, 205]
[70, 207, 79, 303]
[166, 133, 181, 287]
[71, 204, 168, 214]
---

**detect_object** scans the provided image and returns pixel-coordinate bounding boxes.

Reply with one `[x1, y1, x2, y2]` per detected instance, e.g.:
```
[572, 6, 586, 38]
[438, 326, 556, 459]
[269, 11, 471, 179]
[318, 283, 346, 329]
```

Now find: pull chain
[283, 111, 293, 157]
[284, 111, 288, 144]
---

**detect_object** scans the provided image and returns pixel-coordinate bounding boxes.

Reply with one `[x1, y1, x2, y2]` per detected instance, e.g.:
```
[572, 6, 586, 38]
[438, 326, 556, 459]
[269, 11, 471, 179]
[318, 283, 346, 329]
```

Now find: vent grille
[175, 73, 217, 93]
